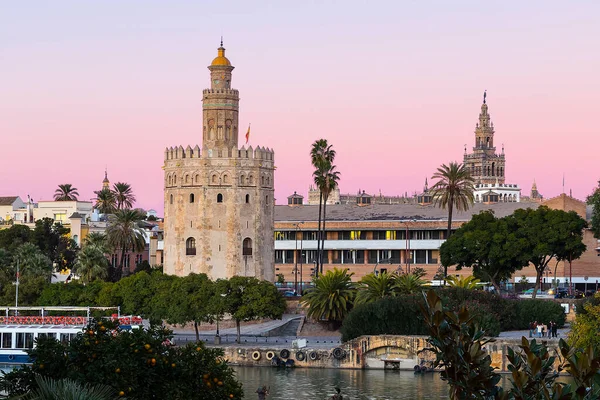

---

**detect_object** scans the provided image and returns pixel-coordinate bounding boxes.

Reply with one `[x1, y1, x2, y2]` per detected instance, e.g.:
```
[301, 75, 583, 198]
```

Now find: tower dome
[210, 43, 231, 66]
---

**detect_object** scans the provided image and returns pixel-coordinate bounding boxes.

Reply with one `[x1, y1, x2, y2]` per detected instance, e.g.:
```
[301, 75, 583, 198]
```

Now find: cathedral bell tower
[463, 91, 506, 184]
[202, 40, 240, 150]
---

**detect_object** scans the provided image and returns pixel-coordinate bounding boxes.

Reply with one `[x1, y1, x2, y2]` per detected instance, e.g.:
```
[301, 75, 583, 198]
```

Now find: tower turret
[202, 40, 239, 150]
[102, 169, 110, 190]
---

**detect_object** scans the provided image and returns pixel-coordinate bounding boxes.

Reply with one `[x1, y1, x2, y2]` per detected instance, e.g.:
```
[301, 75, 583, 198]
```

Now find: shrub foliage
[0, 320, 243, 399]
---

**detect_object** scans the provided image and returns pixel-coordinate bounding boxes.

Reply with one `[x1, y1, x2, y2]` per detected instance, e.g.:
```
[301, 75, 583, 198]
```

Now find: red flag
[245, 124, 250, 144]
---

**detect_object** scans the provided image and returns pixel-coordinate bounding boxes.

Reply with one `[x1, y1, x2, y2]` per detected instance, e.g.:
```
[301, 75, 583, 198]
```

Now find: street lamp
[405, 219, 416, 274]
[293, 222, 304, 295]
[373, 257, 393, 275]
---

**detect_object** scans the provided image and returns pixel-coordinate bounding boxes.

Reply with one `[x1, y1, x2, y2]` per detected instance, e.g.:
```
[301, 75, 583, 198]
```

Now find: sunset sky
[2, 1, 599, 214]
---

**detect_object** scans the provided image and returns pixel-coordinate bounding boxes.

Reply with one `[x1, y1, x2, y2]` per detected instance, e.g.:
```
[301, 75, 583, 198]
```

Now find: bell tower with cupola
[202, 40, 240, 151]
[463, 91, 506, 185]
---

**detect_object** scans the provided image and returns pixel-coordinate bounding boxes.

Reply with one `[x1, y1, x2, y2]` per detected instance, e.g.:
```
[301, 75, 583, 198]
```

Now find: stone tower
[463, 92, 506, 184]
[162, 43, 275, 281]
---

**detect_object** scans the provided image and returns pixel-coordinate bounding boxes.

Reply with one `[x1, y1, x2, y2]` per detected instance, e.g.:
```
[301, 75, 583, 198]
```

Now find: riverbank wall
[221, 335, 561, 372]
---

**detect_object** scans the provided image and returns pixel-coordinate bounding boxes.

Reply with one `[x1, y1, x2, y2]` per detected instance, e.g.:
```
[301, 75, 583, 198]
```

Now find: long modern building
[274, 193, 599, 290]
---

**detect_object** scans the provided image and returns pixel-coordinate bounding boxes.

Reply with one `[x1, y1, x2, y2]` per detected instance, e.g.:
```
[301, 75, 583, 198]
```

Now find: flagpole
[15, 260, 19, 309]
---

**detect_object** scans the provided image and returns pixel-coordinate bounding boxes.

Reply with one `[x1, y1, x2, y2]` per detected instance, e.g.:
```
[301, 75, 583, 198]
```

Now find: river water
[233, 366, 449, 400]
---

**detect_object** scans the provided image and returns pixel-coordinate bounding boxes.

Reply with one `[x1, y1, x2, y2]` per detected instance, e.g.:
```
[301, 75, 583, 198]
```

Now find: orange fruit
[171, 363, 176, 368]
[115, 368, 121, 373]
[144, 344, 151, 350]
[119, 391, 125, 396]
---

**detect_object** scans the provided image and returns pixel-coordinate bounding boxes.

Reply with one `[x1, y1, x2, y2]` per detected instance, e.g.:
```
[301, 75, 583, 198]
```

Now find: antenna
[220, 36, 223, 47]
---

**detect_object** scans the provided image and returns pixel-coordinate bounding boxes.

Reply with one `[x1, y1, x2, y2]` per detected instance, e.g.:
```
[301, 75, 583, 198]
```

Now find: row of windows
[274, 230, 448, 241]
[166, 173, 271, 187]
[274, 250, 439, 265]
[186, 237, 254, 256]
[170, 193, 269, 205]
[0, 332, 78, 349]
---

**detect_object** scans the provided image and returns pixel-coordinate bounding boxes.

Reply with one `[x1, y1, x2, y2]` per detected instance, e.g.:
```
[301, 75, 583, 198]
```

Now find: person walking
[536, 322, 543, 338]
[529, 321, 534, 338]
[552, 321, 558, 338]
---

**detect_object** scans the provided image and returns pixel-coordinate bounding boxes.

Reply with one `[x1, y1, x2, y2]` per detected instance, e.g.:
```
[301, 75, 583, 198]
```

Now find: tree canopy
[440, 211, 529, 291]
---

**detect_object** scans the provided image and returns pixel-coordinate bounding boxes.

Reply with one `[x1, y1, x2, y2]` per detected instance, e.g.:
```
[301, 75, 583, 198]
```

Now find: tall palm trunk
[320, 199, 328, 274]
[444, 197, 454, 285]
[117, 246, 127, 281]
[315, 192, 323, 277]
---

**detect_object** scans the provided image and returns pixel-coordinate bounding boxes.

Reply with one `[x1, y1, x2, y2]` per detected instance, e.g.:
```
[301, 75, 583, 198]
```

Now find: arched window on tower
[242, 237, 252, 256]
[212, 174, 218, 184]
[186, 238, 196, 255]
[190, 193, 195, 203]
[217, 193, 223, 203]
[491, 162, 495, 176]
[170, 194, 173, 205]
[245, 194, 250, 203]
[240, 174, 245, 185]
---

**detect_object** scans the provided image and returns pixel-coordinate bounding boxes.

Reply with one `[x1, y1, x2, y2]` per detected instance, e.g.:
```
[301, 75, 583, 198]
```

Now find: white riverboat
[0, 306, 142, 365]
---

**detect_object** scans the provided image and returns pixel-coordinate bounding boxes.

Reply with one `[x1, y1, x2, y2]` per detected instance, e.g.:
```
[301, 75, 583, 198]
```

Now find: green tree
[587, 180, 600, 239]
[106, 209, 146, 281]
[0, 224, 31, 252]
[310, 139, 339, 275]
[165, 274, 214, 341]
[430, 162, 475, 283]
[440, 211, 529, 291]
[0, 322, 243, 400]
[93, 188, 117, 214]
[569, 292, 600, 351]
[355, 272, 396, 305]
[510, 206, 587, 299]
[32, 218, 77, 270]
[53, 184, 79, 201]
[394, 272, 428, 294]
[84, 232, 109, 251]
[14, 243, 54, 280]
[113, 182, 136, 210]
[73, 244, 110, 283]
[112, 271, 175, 322]
[301, 268, 355, 325]
[220, 276, 286, 343]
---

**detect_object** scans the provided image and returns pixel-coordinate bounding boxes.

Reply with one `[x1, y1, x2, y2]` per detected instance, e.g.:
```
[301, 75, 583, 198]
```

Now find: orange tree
[0, 320, 243, 399]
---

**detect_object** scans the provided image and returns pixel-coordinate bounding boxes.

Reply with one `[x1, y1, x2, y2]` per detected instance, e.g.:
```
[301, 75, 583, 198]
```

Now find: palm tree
[113, 182, 136, 210]
[355, 272, 397, 305]
[24, 374, 119, 400]
[301, 268, 355, 325]
[54, 184, 79, 201]
[446, 275, 482, 290]
[310, 139, 339, 275]
[14, 243, 53, 280]
[394, 273, 428, 294]
[73, 244, 109, 283]
[106, 209, 146, 281]
[430, 162, 474, 283]
[94, 188, 117, 214]
[84, 232, 108, 250]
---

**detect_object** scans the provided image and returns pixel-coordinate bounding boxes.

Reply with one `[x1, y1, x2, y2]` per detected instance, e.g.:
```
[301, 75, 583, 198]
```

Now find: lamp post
[294, 225, 298, 294]
[15, 260, 19, 309]
[373, 257, 393, 275]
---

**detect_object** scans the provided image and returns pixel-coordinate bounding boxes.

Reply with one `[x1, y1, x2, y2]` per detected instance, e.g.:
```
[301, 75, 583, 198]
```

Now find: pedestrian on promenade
[537, 322, 543, 338]
[552, 322, 558, 338]
[529, 321, 535, 338]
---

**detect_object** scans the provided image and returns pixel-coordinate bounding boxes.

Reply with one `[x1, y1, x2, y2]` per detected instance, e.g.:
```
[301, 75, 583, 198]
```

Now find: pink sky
[1, 1, 599, 214]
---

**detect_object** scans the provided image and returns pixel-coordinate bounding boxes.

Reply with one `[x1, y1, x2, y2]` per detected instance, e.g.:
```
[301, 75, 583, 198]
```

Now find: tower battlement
[202, 88, 239, 96]
[164, 145, 274, 161]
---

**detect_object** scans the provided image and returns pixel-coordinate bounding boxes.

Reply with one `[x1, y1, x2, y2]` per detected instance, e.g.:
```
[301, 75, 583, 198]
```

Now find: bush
[0, 320, 243, 399]
[437, 287, 517, 333]
[513, 299, 566, 329]
[340, 294, 427, 342]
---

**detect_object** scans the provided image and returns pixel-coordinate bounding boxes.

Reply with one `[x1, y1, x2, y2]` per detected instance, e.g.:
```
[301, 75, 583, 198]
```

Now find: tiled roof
[274, 202, 539, 223]
[0, 197, 19, 206]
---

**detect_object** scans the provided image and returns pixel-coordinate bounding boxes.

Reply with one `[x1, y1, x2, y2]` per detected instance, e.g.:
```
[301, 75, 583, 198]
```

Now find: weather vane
[483, 90, 487, 104]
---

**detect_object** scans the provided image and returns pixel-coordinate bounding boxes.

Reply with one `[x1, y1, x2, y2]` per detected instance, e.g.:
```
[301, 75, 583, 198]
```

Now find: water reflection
[233, 366, 449, 400]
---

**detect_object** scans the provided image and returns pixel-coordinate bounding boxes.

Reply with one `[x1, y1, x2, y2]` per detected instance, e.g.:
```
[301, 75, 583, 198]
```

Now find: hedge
[340, 289, 567, 341]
